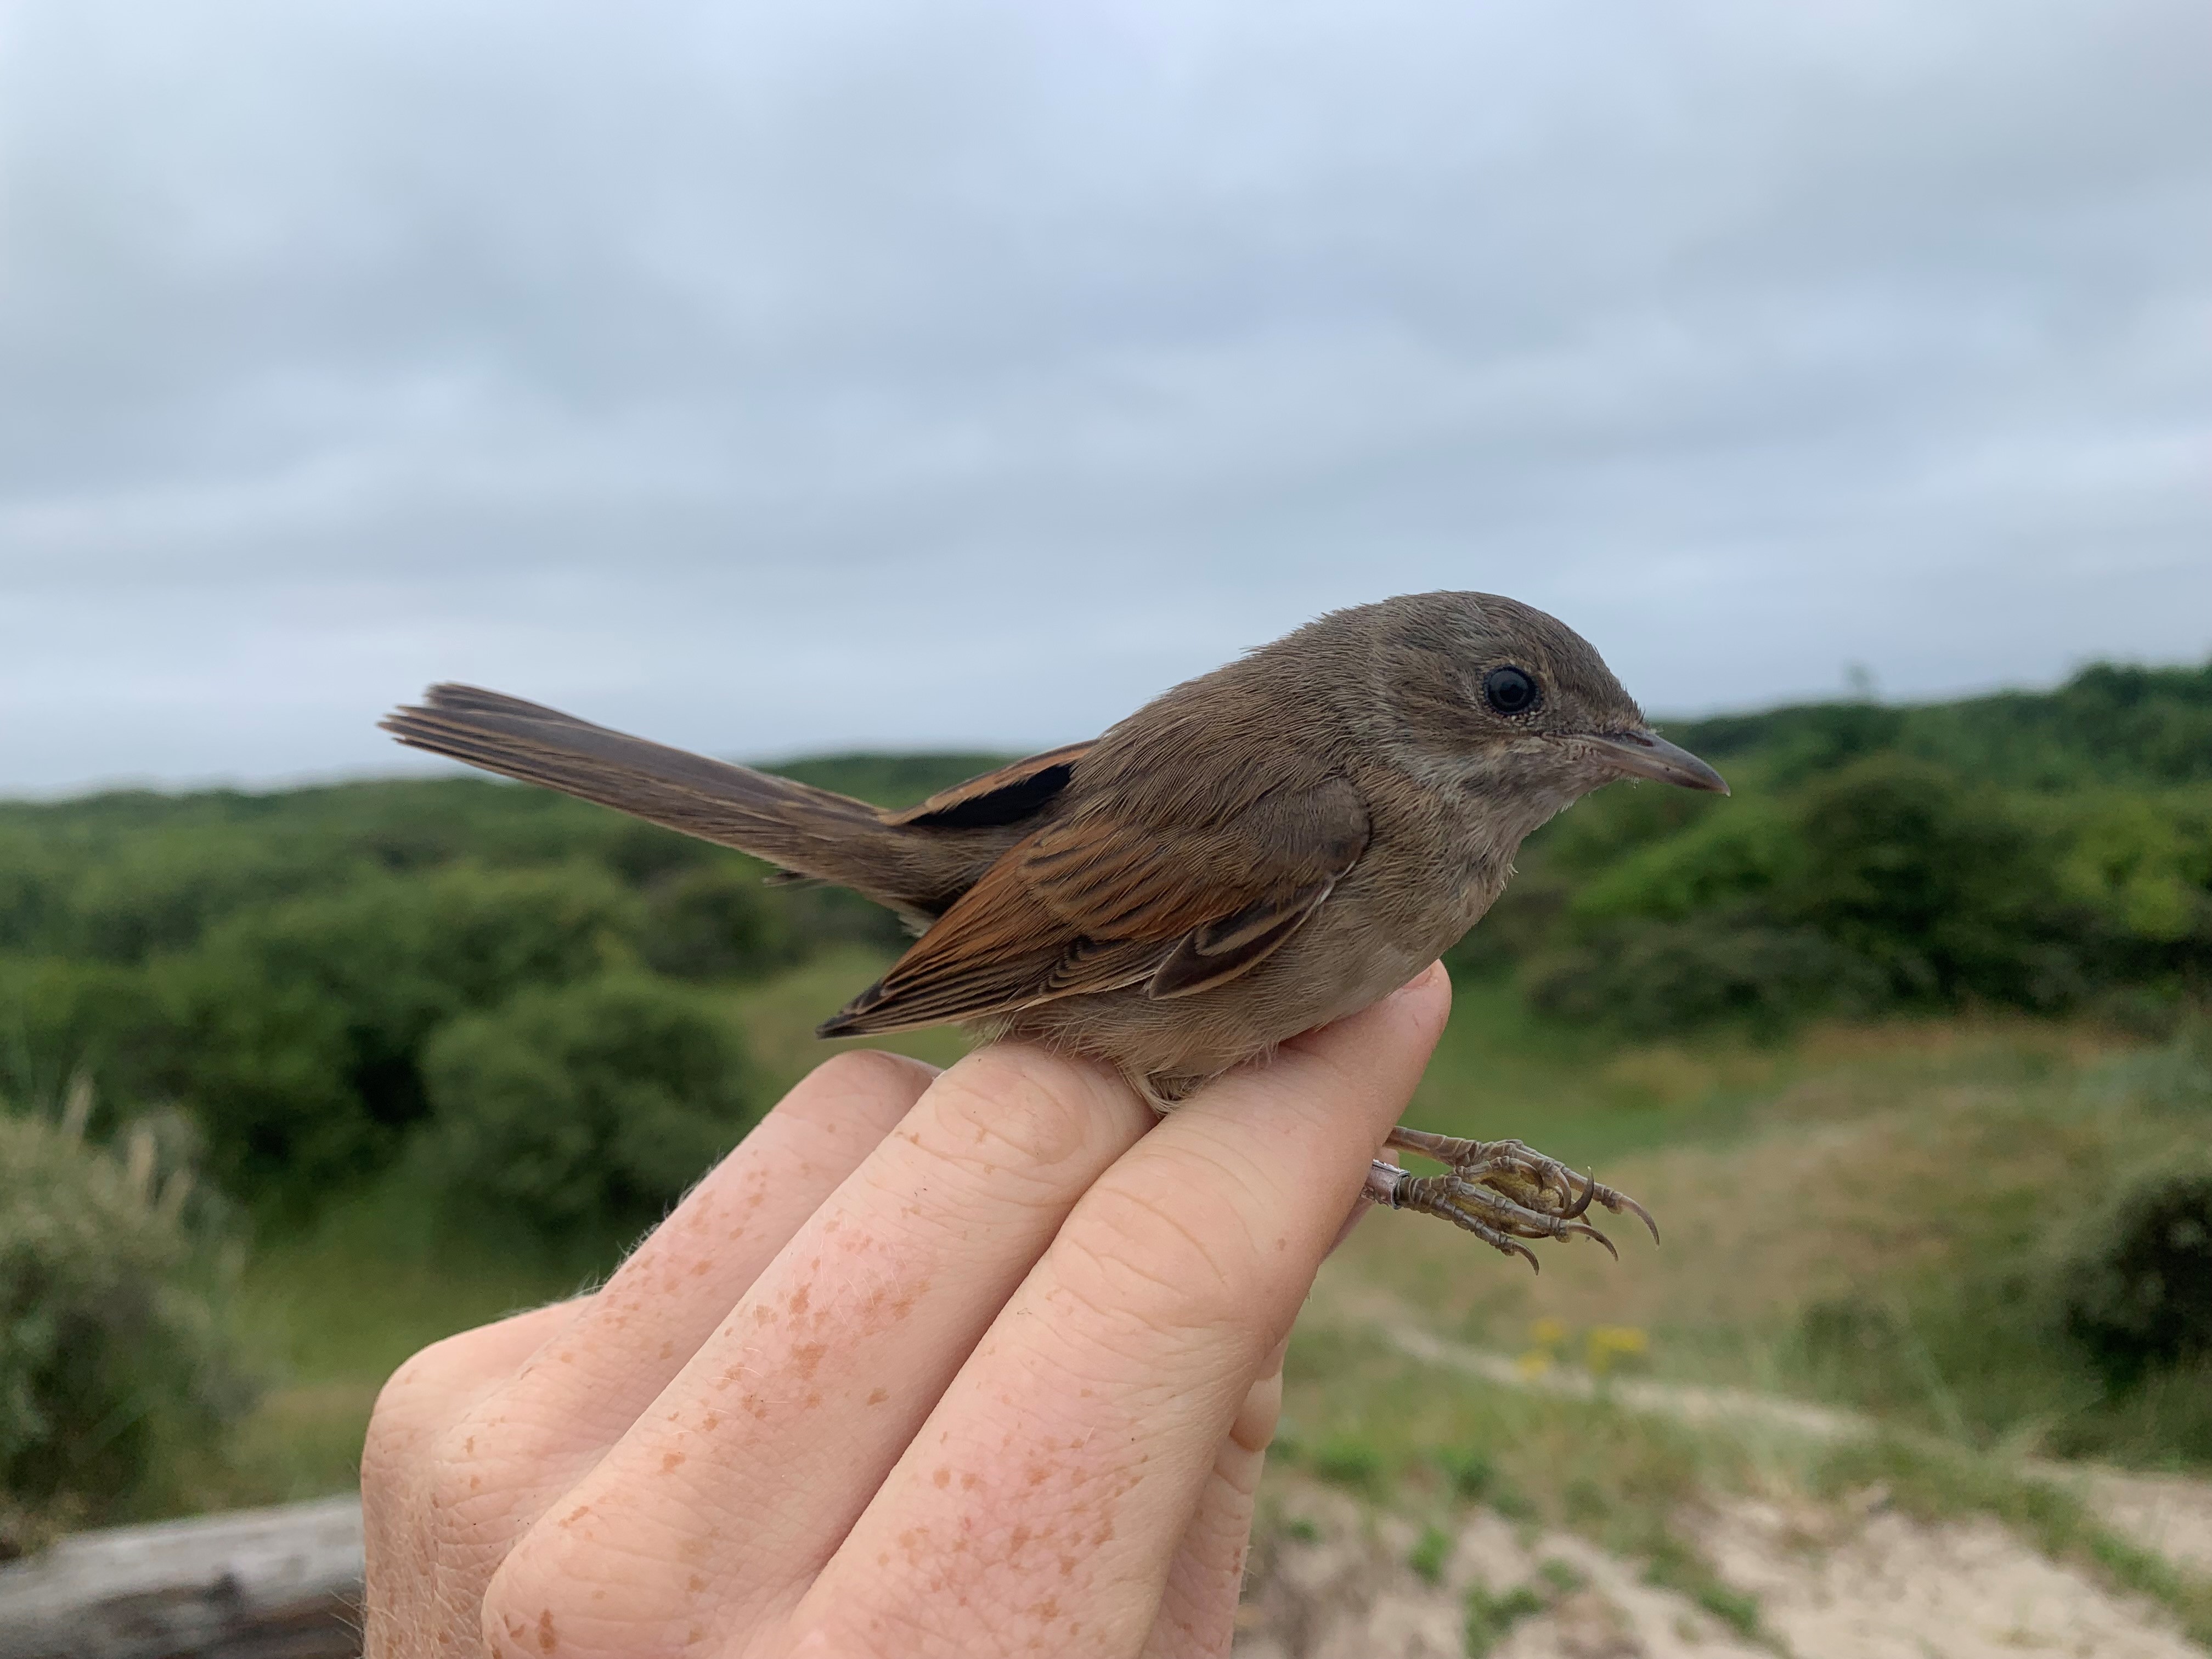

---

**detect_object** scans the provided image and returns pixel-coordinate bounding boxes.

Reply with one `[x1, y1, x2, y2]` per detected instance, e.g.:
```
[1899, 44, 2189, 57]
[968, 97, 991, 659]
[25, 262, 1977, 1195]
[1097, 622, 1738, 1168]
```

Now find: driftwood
[0, 1496, 363, 1659]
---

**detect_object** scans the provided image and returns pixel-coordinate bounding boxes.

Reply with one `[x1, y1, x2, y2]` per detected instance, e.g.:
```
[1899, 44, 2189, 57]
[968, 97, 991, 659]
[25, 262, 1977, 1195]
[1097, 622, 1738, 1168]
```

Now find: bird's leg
[1369, 1126, 1658, 1272]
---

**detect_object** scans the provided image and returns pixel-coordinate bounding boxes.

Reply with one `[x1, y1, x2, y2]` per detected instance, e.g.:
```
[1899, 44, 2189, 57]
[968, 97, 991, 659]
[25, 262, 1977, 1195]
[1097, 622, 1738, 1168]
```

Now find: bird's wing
[881, 742, 1095, 830]
[818, 777, 1370, 1036]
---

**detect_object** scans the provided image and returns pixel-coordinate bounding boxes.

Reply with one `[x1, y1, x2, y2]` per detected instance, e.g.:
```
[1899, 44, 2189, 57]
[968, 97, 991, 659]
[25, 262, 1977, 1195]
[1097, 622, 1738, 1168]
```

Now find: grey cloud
[1, 0, 2206, 791]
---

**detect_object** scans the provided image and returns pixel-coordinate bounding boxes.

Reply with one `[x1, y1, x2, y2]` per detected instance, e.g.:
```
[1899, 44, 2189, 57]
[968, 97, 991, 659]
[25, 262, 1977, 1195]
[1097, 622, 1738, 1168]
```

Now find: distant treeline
[2, 661, 2208, 1228]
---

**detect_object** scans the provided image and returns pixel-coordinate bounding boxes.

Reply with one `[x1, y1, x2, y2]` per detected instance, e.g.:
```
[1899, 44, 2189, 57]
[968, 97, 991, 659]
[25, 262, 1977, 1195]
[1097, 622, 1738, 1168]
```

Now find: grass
[715, 945, 972, 1096]
[1407, 1521, 1452, 1584]
[1346, 993, 2212, 1471]
[1462, 1579, 1547, 1656]
[221, 1173, 612, 1503]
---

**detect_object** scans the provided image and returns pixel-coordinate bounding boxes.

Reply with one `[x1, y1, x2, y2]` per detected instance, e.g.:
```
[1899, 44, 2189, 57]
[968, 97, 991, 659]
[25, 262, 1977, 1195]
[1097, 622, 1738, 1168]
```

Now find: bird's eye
[1483, 665, 1540, 716]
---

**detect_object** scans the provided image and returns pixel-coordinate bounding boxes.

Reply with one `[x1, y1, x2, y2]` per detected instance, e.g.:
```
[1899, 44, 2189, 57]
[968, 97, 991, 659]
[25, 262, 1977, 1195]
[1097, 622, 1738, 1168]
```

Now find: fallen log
[0, 1495, 362, 1659]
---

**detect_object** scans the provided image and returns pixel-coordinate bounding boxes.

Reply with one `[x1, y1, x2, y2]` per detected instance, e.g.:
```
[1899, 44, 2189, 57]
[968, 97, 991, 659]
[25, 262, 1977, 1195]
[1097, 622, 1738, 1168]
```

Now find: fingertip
[768, 1046, 941, 1146]
[1389, 959, 1453, 1028]
[1288, 958, 1451, 1069]
[806, 1045, 943, 1098]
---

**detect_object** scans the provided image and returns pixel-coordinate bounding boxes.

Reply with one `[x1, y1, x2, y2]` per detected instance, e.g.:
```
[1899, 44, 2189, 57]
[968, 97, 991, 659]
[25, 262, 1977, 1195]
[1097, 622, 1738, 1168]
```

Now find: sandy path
[1235, 1479, 2204, 1658]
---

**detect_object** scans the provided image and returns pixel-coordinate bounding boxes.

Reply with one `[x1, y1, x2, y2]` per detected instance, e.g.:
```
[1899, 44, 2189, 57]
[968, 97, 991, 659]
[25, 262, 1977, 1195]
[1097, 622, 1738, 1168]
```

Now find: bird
[381, 591, 1727, 1267]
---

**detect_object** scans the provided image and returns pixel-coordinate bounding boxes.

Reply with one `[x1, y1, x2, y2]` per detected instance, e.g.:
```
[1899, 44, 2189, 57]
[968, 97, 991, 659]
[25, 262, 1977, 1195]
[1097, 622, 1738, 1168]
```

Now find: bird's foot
[1366, 1126, 1658, 1272]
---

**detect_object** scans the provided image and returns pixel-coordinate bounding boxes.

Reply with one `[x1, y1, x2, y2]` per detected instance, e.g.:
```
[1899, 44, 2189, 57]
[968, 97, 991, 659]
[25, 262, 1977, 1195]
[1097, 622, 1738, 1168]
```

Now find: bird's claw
[1382, 1126, 1657, 1262]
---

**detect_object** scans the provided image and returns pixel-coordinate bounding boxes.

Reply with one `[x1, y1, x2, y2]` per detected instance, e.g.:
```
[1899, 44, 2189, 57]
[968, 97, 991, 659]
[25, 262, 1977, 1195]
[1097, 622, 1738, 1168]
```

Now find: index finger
[791, 964, 1452, 1658]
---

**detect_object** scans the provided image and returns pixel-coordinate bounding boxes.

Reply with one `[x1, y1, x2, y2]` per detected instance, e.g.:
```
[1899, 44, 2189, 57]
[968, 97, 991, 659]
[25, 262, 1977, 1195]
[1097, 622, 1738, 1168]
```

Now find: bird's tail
[380, 684, 938, 916]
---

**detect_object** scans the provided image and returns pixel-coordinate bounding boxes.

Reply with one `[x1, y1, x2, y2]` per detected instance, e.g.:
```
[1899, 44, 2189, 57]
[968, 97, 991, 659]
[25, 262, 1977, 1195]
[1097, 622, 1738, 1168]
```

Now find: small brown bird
[382, 591, 1725, 1267]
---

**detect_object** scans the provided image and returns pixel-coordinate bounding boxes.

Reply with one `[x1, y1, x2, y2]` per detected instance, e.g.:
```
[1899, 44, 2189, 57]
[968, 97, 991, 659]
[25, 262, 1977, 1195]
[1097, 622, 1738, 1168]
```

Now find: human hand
[360, 964, 1450, 1658]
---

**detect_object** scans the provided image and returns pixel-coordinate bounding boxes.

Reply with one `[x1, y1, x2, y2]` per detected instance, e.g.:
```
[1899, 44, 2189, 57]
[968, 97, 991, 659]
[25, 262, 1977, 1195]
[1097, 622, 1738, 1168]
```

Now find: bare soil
[1235, 1476, 2206, 1658]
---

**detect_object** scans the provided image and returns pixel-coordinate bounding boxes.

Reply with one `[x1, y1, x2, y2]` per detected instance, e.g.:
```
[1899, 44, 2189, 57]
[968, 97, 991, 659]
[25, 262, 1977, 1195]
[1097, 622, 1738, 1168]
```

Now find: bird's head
[1334, 590, 1728, 837]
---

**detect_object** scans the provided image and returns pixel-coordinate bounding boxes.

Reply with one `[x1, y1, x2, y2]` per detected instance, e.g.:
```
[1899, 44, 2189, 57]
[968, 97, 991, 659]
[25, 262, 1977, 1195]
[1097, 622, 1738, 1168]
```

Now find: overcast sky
[2, 0, 2207, 794]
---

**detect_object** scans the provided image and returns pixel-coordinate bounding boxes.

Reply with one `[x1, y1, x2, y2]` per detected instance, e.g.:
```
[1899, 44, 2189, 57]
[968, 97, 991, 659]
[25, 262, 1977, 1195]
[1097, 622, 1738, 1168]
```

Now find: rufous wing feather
[819, 777, 1369, 1035]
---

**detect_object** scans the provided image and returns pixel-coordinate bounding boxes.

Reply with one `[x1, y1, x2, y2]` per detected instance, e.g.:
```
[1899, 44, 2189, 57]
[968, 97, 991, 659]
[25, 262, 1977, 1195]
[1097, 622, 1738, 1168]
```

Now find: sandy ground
[1233, 1477, 2205, 1659]
[2089, 1471, 2212, 1583]
[1243, 1300, 2212, 1657]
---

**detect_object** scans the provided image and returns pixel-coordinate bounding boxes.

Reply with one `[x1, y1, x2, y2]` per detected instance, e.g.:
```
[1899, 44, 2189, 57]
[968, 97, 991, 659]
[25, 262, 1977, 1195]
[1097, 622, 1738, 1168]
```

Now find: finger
[365, 1300, 586, 1500]
[1141, 1347, 1284, 1659]
[797, 964, 1452, 1658]
[362, 1300, 582, 1659]
[480, 1040, 1157, 1652]
[424, 1052, 935, 1648]
[445, 1050, 936, 1481]
[1326, 1190, 1372, 1256]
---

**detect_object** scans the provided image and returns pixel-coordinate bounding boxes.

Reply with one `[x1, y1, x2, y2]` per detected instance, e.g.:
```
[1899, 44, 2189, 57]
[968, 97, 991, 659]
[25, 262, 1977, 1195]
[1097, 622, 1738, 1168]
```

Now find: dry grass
[1342, 1012, 2191, 1379]
[719, 946, 973, 1094]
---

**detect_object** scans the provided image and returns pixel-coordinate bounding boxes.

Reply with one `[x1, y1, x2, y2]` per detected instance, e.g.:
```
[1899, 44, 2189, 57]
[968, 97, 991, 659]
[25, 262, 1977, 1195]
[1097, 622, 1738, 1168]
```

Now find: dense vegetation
[0, 1096, 251, 1554]
[1453, 659, 2212, 1035]
[1, 660, 2208, 1534]
[4, 663, 2208, 1215]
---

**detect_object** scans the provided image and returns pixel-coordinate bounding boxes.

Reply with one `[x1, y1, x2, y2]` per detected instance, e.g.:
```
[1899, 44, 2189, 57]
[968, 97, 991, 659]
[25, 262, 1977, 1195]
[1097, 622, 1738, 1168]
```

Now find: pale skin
[361, 964, 1451, 1659]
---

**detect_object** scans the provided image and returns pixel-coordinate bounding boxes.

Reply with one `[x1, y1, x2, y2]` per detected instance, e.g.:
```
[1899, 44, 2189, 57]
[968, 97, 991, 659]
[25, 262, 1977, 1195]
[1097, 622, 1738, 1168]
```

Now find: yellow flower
[1515, 1348, 1555, 1380]
[1528, 1316, 1568, 1350]
[1584, 1326, 1650, 1375]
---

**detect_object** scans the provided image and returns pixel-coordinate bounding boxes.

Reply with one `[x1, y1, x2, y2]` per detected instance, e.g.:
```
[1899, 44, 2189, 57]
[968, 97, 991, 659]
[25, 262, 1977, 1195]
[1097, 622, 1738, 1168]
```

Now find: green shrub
[422, 974, 762, 1237]
[59, 831, 369, 964]
[1782, 756, 2084, 1008]
[640, 863, 794, 981]
[0, 956, 170, 1118]
[167, 864, 641, 1203]
[2062, 1165, 2212, 1389]
[2053, 798, 2212, 946]
[1570, 802, 1802, 923]
[0, 1108, 253, 1554]
[1527, 922, 1881, 1037]
[1519, 756, 2120, 1036]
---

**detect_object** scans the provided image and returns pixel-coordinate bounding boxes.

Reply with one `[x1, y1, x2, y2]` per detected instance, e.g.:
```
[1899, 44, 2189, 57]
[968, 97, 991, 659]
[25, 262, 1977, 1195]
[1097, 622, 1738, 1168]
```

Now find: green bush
[2062, 1165, 2212, 1389]
[1569, 802, 1803, 924]
[1517, 756, 2127, 1035]
[640, 863, 794, 981]
[0, 956, 170, 1118]
[1527, 922, 1881, 1037]
[422, 974, 762, 1237]
[60, 832, 369, 965]
[0, 1108, 253, 1554]
[1782, 757, 2086, 1008]
[168, 863, 641, 1204]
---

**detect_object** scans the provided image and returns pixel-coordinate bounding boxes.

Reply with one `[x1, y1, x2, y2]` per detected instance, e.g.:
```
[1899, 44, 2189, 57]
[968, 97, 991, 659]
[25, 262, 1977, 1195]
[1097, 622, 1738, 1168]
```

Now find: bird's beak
[1583, 729, 1730, 794]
